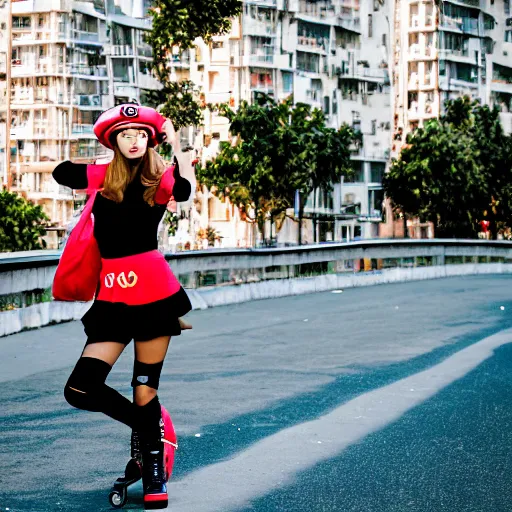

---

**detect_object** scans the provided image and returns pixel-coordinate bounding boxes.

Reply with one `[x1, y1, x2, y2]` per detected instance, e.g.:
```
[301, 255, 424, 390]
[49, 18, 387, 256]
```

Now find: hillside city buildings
[0, 0, 511, 248]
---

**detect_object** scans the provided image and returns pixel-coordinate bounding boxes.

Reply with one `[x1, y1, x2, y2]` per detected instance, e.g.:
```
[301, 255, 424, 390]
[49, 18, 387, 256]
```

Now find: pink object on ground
[161, 405, 178, 482]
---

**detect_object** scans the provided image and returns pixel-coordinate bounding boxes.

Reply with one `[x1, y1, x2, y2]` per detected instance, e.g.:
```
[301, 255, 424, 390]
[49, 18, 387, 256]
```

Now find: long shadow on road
[235, 339, 512, 512]
[173, 299, 512, 481]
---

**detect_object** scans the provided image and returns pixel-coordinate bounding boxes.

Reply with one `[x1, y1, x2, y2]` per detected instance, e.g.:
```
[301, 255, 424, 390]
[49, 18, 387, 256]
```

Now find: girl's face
[116, 128, 149, 159]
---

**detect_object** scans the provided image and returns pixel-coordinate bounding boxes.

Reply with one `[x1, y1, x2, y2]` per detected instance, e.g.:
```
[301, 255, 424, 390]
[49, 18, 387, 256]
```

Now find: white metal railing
[71, 29, 101, 43]
[73, 94, 102, 107]
[111, 44, 134, 56]
[3, 240, 512, 297]
[71, 124, 94, 135]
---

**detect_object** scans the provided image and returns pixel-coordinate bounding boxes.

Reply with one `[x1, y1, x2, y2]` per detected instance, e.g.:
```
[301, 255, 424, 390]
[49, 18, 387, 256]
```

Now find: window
[212, 41, 224, 49]
[370, 163, 386, 183]
[323, 96, 330, 115]
[297, 51, 320, 73]
[382, 33, 386, 47]
[13, 17, 31, 29]
[250, 36, 274, 63]
[369, 189, 384, 215]
[368, 14, 373, 38]
[345, 162, 365, 183]
[282, 71, 293, 93]
[371, 120, 377, 135]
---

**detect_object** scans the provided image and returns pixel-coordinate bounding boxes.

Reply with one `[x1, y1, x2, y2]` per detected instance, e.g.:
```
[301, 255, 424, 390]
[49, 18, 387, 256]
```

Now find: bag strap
[86, 164, 108, 193]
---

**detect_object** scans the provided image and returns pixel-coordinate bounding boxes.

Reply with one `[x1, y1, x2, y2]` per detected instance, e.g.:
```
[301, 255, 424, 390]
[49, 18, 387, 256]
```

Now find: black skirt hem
[82, 286, 192, 344]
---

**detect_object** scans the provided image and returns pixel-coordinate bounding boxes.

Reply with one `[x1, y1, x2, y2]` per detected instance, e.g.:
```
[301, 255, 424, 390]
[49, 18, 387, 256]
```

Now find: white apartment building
[3, 0, 160, 240]
[187, 0, 392, 246]
[3, 0, 510, 248]
[379, 0, 512, 238]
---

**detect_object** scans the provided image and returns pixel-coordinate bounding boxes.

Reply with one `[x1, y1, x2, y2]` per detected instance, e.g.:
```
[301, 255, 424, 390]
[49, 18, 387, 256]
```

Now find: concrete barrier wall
[1, 241, 512, 336]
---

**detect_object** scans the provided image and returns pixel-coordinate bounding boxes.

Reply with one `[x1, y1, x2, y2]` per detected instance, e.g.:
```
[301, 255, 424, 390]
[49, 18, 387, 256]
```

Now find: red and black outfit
[53, 158, 192, 343]
[55, 104, 189, 509]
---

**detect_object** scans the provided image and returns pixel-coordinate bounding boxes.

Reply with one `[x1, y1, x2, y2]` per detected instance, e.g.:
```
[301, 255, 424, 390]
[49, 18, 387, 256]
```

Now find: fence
[1, 239, 512, 336]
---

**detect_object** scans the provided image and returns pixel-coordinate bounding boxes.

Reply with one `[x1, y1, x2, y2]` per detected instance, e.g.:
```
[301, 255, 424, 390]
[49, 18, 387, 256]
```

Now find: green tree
[0, 190, 49, 252]
[197, 96, 359, 243]
[144, 0, 242, 129]
[384, 97, 512, 238]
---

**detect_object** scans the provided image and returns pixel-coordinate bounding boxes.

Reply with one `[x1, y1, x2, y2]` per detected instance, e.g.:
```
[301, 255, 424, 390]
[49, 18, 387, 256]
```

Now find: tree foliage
[384, 97, 512, 238]
[144, 0, 242, 128]
[146, 0, 242, 58]
[196, 96, 360, 240]
[0, 190, 49, 252]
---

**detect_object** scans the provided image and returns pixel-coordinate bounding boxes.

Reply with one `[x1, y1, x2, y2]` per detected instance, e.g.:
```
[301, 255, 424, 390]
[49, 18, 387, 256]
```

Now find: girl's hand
[161, 119, 180, 154]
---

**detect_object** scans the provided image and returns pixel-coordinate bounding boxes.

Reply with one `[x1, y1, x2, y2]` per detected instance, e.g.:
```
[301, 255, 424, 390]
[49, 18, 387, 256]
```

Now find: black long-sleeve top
[53, 160, 191, 259]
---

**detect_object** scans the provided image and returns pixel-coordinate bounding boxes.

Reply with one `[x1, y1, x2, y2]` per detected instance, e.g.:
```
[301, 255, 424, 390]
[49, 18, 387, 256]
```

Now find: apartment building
[4, 0, 160, 236]
[378, 0, 512, 238]
[392, 0, 511, 140]
[188, 0, 392, 246]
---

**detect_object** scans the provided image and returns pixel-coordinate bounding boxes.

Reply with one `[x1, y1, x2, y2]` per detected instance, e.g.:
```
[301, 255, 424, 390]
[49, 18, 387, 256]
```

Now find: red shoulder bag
[52, 164, 107, 302]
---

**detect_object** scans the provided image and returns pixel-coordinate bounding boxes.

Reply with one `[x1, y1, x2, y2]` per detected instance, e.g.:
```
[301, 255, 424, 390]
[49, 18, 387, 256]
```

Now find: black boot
[142, 441, 168, 510]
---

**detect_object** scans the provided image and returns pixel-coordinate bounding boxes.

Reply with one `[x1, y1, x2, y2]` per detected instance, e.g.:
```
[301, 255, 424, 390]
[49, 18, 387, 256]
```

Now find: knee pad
[64, 357, 112, 411]
[131, 360, 164, 390]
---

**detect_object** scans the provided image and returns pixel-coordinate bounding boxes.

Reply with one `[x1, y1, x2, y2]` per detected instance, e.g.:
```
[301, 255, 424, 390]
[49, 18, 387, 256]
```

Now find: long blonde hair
[101, 146, 166, 206]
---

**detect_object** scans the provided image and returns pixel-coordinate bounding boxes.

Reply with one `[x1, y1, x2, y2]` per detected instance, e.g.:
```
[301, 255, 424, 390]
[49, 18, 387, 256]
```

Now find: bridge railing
[2, 239, 512, 336]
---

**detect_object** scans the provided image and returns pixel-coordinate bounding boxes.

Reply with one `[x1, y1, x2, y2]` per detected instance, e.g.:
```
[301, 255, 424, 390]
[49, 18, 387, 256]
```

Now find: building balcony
[71, 124, 95, 136]
[408, 74, 435, 90]
[245, 0, 277, 6]
[297, 36, 329, 53]
[298, 0, 336, 20]
[71, 65, 109, 78]
[11, 59, 70, 77]
[205, 91, 232, 105]
[137, 46, 153, 58]
[71, 29, 102, 45]
[11, 0, 71, 14]
[491, 79, 512, 94]
[244, 54, 275, 67]
[339, 66, 388, 82]
[11, 124, 67, 139]
[337, 16, 361, 33]
[243, 20, 276, 38]
[73, 94, 104, 108]
[445, 0, 481, 8]
[12, 89, 72, 105]
[408, 99, 440, 120]
[408, 43, 437, 60]
[137, 73, 161, 90]
[110, 44, 135, 57]
[409, 14, 436, 32]
[439, 16, 479, 36]
[169, 53, 191, 68]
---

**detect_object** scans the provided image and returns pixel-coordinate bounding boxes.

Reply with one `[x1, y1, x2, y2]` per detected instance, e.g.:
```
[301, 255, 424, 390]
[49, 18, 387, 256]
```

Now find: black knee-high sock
[64, 357, 135, 428]
[134, 395, 162, 445]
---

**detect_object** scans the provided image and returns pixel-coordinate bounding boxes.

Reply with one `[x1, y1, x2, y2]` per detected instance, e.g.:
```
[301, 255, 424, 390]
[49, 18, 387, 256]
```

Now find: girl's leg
[64, 341, 135, 428]
[132, 336, 171, 509]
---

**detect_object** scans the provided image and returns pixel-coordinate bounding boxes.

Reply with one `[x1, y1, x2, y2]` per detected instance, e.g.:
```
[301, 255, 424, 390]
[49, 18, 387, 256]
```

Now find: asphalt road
[1, 274, 512, 512]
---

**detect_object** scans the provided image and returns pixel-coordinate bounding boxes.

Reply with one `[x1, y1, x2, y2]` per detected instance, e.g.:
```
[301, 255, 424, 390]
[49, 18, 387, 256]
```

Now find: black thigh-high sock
[64, 357, 135, 428]
[134, 395, 162, 445]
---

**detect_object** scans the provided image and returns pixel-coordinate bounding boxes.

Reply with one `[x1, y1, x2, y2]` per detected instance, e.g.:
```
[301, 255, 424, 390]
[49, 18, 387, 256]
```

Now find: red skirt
[82, 251, 191, 343]
[97, 250, 181, 306]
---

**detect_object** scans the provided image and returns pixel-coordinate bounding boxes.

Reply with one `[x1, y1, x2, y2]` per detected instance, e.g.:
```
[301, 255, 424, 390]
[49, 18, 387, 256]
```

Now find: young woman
[53, 104, 195, 509]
